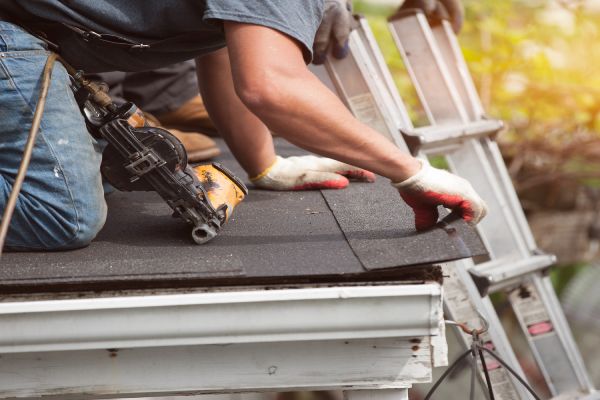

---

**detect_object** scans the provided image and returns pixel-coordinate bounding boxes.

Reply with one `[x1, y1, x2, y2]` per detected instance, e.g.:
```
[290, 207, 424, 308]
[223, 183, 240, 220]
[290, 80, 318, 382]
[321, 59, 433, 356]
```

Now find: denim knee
[0, 23, 107, 251]
[1, 180, 107, 251]
[58, 199, 108, 250]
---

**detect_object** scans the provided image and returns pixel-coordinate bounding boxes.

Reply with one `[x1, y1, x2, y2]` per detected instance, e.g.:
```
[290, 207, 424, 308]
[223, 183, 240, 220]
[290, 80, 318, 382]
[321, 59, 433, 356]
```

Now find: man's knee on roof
[60, 198, 107, 250]
[1, 181, 107, 251]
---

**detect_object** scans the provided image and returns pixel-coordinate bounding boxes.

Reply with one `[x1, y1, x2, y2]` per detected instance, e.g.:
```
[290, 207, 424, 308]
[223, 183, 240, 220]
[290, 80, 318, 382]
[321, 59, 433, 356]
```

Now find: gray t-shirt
[1, 1, 323, 72]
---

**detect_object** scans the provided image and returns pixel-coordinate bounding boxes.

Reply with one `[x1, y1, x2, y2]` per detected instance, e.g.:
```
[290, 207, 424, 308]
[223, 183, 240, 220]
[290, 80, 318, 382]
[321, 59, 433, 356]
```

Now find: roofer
[0, 0, 485, 251]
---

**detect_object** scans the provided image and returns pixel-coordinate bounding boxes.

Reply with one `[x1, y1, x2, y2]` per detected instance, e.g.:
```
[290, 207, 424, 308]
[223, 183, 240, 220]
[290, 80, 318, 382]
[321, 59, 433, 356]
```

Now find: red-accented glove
[392, 160, 487, 230]
[250, 155, 375, 191]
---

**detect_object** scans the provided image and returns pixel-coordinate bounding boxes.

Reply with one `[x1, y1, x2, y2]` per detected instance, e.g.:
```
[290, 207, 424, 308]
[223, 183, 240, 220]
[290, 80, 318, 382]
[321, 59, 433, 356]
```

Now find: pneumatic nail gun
[69, 72, 247, 244]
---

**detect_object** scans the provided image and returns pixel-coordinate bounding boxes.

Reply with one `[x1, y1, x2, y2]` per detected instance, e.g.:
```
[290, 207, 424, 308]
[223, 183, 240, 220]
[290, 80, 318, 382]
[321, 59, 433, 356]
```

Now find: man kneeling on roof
[0, 0, 485, 251]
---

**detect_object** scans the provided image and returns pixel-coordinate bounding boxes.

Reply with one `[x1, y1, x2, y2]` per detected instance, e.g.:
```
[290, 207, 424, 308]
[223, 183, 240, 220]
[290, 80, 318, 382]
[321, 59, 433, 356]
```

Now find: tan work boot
[144, 112, 221, 162]
[169, 127, 221, 162]
[156, 95, 218, 137]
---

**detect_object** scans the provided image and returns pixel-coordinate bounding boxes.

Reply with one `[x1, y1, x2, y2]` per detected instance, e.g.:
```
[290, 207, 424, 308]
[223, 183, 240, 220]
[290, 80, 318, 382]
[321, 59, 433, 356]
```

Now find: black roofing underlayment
[0, 139, 486, 293]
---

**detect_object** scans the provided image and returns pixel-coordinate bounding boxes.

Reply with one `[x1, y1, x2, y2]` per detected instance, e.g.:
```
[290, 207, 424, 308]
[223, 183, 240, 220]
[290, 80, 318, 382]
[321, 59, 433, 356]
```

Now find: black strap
[24, 21, 150, 53]
[5, 17, 211, 58]
[37, 21, 205, 53]
[58, 22, 151, 52]
[2, 17, 151, 54]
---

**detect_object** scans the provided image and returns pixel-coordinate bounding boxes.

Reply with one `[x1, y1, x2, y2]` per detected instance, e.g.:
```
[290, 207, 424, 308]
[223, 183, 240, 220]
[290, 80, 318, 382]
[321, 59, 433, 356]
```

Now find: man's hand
[393, 161, 487, 231]
[313, 0, 353, 64]
[251, 155, 375, 190]
[394, 0, 464, 34]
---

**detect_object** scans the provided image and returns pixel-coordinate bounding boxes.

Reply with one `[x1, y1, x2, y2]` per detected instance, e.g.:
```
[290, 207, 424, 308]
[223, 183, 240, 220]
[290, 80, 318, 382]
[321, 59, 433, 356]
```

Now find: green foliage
[550, 262, 587, 297]
[355, 0, 600, 142]
[462, 0, 600, 147]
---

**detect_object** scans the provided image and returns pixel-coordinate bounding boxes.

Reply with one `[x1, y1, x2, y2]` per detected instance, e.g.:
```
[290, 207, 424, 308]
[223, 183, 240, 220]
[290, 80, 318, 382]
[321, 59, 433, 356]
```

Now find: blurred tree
[355, 0, 600, 203]
[353, 0, 600, 265]
[355, 0, 600, 141]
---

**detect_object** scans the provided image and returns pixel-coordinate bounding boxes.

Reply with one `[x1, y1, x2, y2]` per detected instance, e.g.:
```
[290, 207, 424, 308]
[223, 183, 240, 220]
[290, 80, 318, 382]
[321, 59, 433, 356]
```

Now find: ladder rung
[401, 119, 504, 154]
[577, 391, 600, 400]
[551, 391, 599, 400]
[469, 253, 556, 295]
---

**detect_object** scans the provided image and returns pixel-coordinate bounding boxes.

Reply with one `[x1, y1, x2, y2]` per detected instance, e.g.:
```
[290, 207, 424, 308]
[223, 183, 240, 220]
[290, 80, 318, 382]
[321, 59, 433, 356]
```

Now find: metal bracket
[469, 253, 557, 296]
[125, 150, 164, 181]
[401, 119, 504, 155]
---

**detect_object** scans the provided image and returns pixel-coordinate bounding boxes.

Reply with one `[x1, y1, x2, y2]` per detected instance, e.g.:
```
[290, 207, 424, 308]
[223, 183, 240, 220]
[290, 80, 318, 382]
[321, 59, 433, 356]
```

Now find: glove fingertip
[400, 192, 439, 231]
[292, 176, 349, 191]
[363, 171, 376, 183]
[415, 223, 435, 232]
[473, 203, 488, 225]
[337, 169, 376, 182]
[321, 177, 350, 190]
[452, 19, 463, 34]
[465, 196, 488, 225]
[332, 40, 350, 59]
[414, 210, 440, 231]
[312, 52, 327, 65]
[414, 216, 438, 231]
[359, 170, 376, 183]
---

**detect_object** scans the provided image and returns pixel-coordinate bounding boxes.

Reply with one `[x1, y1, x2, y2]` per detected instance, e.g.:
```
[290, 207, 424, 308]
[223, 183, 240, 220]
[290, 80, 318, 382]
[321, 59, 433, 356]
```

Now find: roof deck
[0, 139, 485, 294]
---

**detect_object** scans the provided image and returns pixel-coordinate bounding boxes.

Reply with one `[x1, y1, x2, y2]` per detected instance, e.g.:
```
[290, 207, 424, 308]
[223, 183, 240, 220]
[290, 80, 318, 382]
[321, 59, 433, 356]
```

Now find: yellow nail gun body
[70, 74, 247, 244]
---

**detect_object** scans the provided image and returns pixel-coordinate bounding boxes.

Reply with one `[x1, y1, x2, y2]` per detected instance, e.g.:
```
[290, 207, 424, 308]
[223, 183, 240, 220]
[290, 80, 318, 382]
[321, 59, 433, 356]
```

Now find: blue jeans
[0, 21, 107, 251]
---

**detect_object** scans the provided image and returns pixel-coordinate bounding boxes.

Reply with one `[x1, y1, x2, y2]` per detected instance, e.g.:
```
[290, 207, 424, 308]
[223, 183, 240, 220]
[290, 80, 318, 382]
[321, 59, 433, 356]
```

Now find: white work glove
[313, 0, 353, 64]
[392, 161, 487, 231]
[394, 0, 464, 33]
[250, 155, 375, 191]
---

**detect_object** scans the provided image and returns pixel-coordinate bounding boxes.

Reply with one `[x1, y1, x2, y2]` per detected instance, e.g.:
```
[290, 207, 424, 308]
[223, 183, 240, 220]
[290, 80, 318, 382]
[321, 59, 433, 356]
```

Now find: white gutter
[0, 284, 441, 353]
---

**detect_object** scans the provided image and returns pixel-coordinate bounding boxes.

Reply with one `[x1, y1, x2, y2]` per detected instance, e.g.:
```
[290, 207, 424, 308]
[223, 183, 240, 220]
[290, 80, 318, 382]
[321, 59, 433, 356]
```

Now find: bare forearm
[195, 49, 276, 177]
[250, 70, 420, 182]
[225, 23, 420, 183]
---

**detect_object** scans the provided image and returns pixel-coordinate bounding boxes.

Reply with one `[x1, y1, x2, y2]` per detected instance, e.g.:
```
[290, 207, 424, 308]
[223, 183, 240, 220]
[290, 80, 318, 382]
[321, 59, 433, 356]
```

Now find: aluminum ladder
[311, 13, 597, 400]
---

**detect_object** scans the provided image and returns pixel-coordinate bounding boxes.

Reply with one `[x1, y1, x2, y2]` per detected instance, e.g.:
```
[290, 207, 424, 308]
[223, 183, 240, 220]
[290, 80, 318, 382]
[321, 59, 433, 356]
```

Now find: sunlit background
[354, 0, 600, 397]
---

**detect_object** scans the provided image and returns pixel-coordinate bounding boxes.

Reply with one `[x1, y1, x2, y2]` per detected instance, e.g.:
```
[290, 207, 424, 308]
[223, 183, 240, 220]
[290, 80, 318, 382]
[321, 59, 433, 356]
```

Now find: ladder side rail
[431, 21, 540, 252]
[388, 14, 530, 260]
[310, 64, 340, 98]
[535, 276, 594, 392]
[482, 140, 539, 252]
[432, 22, 486, 119]
[508, 278, 593, 396]
[323, 29, 410, 151]
[443, 260, 535, 400]
[388, 14, 469, 124]
[313, 48, 397, 144]
[357, 16, 415, 129]
[445, 143, 531, 258]
[347, 30, 412, 149]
